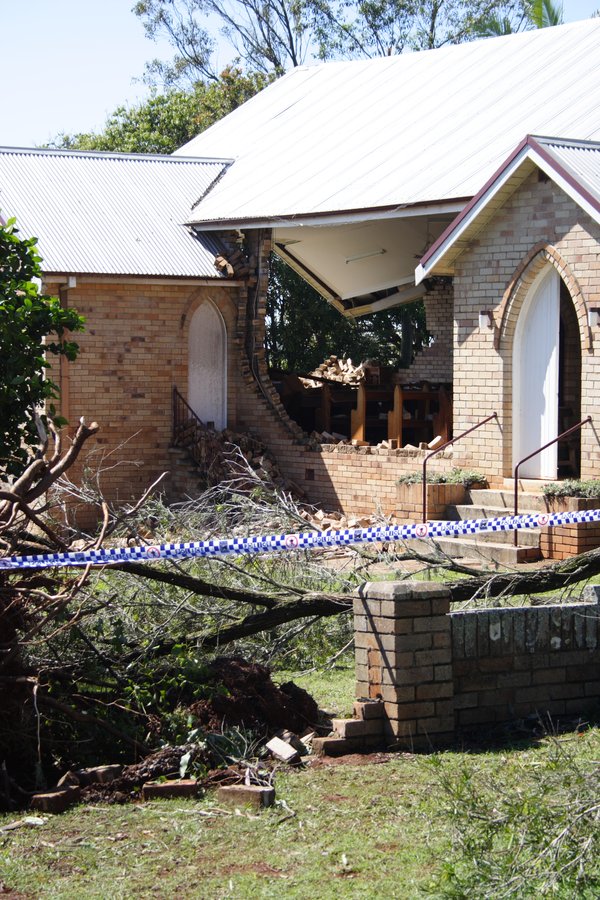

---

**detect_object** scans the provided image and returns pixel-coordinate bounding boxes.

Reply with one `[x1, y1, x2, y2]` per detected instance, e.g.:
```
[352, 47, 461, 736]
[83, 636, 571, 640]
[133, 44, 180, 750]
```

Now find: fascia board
[189, 201, 464, 231]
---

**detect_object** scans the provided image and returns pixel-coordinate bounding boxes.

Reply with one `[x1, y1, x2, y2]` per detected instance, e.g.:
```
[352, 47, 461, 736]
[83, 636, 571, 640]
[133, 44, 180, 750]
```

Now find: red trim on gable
[527, 136, 600, 220]
[419, 136, 531, 270]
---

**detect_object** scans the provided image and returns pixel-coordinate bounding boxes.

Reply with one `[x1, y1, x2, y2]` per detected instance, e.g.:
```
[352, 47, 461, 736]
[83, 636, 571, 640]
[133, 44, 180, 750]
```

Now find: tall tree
[134, 0, 309, 84]
[134, 0, 530, 87]
[0, 218, 84, 475]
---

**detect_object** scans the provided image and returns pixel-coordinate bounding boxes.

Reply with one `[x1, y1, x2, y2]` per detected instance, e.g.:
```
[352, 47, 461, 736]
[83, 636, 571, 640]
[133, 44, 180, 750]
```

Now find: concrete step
[468, 488, 548, 512]
[429, 536, 541, 565]
[444, 506, 541, 547]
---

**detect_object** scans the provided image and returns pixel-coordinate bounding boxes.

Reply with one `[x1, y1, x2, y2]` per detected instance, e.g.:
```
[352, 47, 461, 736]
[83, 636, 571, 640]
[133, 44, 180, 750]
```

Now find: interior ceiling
[273, 214, 454, 312]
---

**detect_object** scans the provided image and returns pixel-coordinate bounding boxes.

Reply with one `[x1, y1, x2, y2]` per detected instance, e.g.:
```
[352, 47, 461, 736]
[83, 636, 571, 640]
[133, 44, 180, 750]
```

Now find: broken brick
[265, 736, 300, 763]
[142, 780, 200, 800]
[217, 784, 275, 809]
[31, 786, 80, 814]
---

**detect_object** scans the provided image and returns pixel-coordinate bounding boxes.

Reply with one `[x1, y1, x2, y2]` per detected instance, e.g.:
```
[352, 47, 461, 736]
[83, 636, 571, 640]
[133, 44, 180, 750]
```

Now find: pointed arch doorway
[512, 265, 581, 479]
[188, 301, 227, 430]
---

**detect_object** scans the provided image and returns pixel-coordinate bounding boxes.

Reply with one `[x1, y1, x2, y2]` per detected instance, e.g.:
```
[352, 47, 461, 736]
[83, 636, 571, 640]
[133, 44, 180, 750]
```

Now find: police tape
[1, 507, 600, 572]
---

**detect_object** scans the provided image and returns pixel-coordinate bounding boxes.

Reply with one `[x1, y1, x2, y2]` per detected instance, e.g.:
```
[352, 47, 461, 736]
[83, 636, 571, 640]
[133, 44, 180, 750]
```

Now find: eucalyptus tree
[133, 0, 532, 87]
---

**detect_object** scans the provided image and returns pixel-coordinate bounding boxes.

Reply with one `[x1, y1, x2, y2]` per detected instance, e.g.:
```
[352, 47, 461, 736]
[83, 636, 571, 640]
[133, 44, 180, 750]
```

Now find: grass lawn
[1, 667, 598, 899]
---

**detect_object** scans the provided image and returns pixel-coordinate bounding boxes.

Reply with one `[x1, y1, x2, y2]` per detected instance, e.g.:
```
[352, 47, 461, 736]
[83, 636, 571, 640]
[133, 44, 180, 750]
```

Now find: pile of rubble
[191, 427, 290, 490]
[22, 659, 329, 814]
[310, 431, 444, 451]
[300, 355, 366, 388]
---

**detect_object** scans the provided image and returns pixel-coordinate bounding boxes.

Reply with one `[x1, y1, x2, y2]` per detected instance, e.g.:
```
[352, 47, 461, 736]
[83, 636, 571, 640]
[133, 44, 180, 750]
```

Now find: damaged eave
[274, 240, 345, 312]
[185, 199, 465, 231]
[343, 284, 427, 318]
[416, 142, 537, 283]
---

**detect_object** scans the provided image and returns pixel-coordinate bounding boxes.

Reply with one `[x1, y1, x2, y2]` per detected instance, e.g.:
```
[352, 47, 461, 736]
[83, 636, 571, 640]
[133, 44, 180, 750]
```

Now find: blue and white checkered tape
[0, 507, 599, 571]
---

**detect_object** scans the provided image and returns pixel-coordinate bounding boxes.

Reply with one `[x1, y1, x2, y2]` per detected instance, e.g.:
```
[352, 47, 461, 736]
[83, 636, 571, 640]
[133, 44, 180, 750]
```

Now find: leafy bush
[397, 467, 486, 488]
[542, 479, 600, 500]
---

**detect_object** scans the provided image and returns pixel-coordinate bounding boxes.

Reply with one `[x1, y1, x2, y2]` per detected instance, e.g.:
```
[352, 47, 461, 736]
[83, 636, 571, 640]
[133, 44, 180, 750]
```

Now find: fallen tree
[3, 425, 600, 791]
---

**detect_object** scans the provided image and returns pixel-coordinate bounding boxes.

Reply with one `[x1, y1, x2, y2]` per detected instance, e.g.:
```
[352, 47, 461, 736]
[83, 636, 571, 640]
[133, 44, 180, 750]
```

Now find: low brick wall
[354, 581, 600, 748]
[540, 497, 600, 560]
[396, 481, 467, 520]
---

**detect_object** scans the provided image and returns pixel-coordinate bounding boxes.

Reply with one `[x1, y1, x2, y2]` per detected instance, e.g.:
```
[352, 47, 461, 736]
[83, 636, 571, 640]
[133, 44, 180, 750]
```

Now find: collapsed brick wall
[354, 581, 600, 749]
[53, 239, 448, 519]
[271, 444, 455, 517]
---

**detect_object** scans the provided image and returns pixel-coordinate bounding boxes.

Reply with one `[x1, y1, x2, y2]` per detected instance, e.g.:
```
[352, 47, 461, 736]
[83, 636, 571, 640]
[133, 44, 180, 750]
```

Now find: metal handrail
[513, 416, 592, 545]
[422, 412, 498, 522]
[172, 385, 205, 445]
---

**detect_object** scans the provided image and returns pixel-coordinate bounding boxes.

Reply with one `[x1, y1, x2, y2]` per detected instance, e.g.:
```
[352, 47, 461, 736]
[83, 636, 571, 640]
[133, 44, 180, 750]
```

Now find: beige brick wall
[355, 581, 600, 748]
[53, 277, 245, 503]
[451, 172, 600, 482]
[405, 278, 453, 382]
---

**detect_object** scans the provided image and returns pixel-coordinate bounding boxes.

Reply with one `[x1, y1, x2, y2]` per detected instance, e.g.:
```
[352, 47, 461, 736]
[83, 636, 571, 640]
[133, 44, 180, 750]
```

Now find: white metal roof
[178, 19, 600, 227]
[0, 147, 231, 277]
[539, 137, 600, 212]
[416, 135, 600, 283]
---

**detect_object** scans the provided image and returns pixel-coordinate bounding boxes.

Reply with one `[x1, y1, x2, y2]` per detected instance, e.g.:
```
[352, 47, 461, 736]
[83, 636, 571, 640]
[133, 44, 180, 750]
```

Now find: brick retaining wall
[354, 581, 600, 748]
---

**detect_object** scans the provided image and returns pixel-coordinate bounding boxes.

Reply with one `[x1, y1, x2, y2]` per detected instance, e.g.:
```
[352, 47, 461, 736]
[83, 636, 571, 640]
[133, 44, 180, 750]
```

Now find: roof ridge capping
[416, 133, 600, 284]
[0, 146, 234, 165]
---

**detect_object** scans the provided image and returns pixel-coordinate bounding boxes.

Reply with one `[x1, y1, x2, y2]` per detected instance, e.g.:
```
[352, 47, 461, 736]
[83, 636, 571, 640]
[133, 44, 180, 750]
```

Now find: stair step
[450, 504, 541, 519]
[468, 489, 549, 512]
[444, 525, 540, 548]
[444, 506, 540, 546]
[426, 536, 541, 565]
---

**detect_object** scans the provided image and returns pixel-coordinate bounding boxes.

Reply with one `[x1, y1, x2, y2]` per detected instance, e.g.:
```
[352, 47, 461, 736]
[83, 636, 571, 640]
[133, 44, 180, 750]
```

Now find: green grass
[274, 665, 355, 717]
[1, 668, 599, 899]
[0, 755, 447, 899]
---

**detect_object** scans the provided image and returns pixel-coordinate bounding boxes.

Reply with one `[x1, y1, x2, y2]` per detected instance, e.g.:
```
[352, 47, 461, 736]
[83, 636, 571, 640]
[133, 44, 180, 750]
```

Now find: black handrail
[513, 416, 592, 545]
[422, 413, 498, 522]
[172, 386, 205, 445]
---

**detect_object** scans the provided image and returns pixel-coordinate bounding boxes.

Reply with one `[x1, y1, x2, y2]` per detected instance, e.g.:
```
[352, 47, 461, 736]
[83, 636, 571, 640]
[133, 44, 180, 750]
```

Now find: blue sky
[1, 0, 598, 148]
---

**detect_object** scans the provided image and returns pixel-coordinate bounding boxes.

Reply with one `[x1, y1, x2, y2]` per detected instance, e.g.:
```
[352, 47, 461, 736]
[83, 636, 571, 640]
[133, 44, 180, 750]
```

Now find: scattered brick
[31, 786, 80, 814]
[265, 736, 300, 763]
[217, 784, 275, 809]
[142, 780, 200, 800]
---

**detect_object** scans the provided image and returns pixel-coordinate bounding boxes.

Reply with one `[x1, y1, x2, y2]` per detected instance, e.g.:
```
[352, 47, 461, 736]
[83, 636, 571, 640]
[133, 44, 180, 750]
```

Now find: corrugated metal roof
[416, 135, 600, 283]
[0, 148, 231, 277]
[178, 19, 600, 227]
[540, 137, 600, 209]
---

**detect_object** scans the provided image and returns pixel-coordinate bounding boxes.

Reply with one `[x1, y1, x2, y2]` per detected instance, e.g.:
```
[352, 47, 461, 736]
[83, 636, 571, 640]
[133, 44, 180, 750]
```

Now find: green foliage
[0, 218, 84, 474]
[434, 736, 600, 897]
[526, 0, 563, 28]
[266, 255, 427, 371]
[397, 467, 486, 488]
[542, 479, 600, 500]
[478, 0, 562, 34]
[53, 68, 271, 154]
[134, 0, 535, 88]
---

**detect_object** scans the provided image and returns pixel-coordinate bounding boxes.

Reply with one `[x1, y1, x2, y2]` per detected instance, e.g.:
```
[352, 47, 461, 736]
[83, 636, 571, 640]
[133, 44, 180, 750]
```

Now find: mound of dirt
[189, 657, 320, 734]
